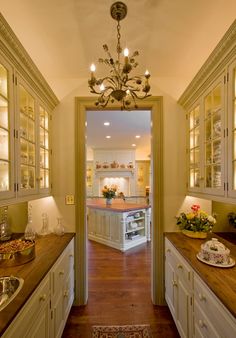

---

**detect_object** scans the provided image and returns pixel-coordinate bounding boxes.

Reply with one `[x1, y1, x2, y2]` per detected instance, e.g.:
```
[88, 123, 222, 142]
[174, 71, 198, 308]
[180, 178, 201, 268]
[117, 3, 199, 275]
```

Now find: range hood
[95, 168, 134, 178]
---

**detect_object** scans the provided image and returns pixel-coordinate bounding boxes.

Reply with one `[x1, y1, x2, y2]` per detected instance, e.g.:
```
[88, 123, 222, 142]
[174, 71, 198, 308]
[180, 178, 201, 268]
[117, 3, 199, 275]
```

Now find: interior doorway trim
[75, 96, 164, 305]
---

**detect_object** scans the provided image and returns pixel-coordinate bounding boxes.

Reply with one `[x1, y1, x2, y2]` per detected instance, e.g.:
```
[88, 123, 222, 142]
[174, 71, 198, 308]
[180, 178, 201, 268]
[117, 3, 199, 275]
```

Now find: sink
[0, 276, 24, 311]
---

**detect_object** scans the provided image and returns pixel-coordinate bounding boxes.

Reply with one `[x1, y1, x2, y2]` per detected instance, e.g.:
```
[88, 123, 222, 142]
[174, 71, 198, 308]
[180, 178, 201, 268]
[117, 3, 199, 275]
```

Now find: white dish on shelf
[196, 253, 235, 268]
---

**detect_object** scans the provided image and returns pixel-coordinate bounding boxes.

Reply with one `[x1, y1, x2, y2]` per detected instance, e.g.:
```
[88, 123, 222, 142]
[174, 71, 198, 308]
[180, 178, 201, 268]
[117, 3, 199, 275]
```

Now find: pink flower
[191, 204, 200, 213]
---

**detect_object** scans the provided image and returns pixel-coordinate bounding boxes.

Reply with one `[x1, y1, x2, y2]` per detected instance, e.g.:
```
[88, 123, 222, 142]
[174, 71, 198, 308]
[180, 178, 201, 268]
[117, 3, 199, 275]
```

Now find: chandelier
[88, 1, 151, 110]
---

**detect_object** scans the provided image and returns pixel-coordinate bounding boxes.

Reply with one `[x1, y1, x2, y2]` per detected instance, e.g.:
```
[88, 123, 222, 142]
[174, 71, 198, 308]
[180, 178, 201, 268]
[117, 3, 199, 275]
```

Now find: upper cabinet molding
[0, 13, 59, 110]
[178, 19, 236, 108]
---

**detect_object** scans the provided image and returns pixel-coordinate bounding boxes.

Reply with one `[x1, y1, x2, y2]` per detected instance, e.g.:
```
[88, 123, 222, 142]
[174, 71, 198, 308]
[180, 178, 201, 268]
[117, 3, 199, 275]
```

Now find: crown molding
[0, 13, 59, 109]
[178, 19, 236, 108]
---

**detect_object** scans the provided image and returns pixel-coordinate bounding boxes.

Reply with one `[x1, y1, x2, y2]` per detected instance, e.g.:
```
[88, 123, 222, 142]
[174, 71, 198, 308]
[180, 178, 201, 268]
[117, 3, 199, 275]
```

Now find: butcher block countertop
[165, 232, 236, 319]
[0, 233, 75, 336]
[87, 200, 150, 212]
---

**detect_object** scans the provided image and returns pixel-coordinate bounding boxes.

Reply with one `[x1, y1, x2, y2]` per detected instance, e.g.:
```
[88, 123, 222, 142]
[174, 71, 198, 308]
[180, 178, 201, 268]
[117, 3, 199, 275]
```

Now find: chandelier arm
[103, 48, 122, 83]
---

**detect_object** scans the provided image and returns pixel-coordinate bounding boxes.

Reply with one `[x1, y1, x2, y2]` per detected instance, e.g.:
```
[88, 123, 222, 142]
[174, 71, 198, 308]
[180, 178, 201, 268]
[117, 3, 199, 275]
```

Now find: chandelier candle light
[88, 1, 151, 110]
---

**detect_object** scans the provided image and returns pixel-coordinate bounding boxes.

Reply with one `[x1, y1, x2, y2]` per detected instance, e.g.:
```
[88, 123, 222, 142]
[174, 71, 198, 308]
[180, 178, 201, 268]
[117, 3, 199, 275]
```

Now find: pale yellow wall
[212, 201, 236, 232]
[28, 82, 211, 234]
[5, 202, 28, 233]
[26, 80, 214, 231]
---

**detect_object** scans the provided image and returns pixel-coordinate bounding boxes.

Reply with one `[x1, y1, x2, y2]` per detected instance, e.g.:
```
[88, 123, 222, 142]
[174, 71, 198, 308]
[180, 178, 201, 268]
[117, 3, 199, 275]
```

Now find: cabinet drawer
[194, 301, 220, 338]
[194, 274, 236, 338]
[3, 274, 50, 338]
[165, 238, 193, 288]
[51, 238, 74, 296]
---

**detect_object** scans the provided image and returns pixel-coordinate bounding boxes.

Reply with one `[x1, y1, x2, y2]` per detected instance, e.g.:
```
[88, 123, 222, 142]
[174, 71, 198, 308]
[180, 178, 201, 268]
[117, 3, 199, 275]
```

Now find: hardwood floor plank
[62, 240, 179, 337]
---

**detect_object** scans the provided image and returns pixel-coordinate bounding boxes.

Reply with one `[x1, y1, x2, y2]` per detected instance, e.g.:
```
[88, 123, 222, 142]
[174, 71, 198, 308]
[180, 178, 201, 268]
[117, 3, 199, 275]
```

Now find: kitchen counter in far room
[0, 233, 75, 336]
[165, 232, 236, 319]
[86, 200, 150, 212]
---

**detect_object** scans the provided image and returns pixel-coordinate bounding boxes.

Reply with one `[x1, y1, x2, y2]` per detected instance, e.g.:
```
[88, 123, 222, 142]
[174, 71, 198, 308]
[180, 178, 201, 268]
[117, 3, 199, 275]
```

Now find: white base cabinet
[165, 238, 236, 338]
[165, 238, 193, 338]
[2, 238, 74, 338]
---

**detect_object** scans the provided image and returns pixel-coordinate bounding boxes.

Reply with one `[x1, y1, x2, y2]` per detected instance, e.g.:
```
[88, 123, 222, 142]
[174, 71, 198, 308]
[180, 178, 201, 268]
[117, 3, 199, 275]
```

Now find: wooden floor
[62, 240, 179, 337]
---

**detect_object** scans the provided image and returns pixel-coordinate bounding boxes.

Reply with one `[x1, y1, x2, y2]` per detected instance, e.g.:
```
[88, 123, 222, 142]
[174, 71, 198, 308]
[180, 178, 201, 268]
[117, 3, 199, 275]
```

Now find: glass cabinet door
[228, 60, 236, 197]
[18, 83, 36, 193]
[203, 78, 224, 195]
[188, 105, 201, 189]
[39, 105, 50, 190]
[0, 59, 14, 198]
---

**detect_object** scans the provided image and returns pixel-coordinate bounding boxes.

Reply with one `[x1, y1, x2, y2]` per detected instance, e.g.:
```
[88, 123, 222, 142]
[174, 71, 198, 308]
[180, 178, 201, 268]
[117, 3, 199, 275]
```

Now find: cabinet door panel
[203, 75, 225, 196]
[227, 59, 236, 197]
[0, 56, 15, 199]
[17, 79, 37, 196]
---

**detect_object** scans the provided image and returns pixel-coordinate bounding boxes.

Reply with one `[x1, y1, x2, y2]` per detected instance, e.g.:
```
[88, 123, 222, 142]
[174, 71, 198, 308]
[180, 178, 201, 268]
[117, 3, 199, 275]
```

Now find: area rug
[92, 324, 152, 338]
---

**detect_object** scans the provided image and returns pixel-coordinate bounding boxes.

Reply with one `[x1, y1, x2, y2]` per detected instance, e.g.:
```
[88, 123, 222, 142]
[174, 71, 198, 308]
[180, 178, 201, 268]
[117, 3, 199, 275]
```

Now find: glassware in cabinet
[18, 84, 36, 192]
[0, 62, 10, 192]
[39, 105, 50, 189]
[188, 105, 201, 188]
[204, 83, 223, 190]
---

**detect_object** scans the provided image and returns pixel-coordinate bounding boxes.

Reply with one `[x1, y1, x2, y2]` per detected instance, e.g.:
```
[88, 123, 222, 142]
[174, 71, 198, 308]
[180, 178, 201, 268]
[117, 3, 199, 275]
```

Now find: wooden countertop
[0, 233, 75, 336]
[165, 232, 236, 319]
[87, 201, 150, 212]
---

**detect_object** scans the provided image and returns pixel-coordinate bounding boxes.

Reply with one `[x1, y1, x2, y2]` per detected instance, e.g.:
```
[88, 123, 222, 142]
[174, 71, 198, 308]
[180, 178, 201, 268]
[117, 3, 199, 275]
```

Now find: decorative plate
[196, 253, 235, 268]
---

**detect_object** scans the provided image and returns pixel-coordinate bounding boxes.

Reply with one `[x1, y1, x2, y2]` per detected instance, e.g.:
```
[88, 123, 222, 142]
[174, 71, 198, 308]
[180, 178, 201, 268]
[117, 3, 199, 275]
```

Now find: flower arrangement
[176, 204, 216, 233]
[102, 185, 117, 199]
[227, 212, 236, 228]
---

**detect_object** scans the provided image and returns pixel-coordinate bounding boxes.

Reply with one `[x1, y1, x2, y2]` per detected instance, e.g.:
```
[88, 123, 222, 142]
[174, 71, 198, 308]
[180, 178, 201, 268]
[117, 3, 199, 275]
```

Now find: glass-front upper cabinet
[39, 105, 50, 191]
[188, 104, 201, 190]
[18, 81, 37, 195]
[0, 57, 14, 199]
[228, 60, 236, 197]
[203, 77, 225, 196]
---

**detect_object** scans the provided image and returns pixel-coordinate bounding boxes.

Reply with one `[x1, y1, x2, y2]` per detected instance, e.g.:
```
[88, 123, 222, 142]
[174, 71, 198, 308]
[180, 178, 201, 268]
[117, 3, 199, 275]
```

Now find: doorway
[74, 96, 164, 305]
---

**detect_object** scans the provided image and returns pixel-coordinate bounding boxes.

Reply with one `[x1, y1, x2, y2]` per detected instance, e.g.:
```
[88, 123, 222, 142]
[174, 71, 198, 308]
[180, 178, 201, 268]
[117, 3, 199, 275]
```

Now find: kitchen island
[87, 200, 151, 251]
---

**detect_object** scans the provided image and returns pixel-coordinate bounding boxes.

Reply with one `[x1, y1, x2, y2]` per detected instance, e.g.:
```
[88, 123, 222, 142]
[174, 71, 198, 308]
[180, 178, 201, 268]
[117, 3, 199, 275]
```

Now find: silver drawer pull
[177, 264, 183, 269]
[59, 270, 65, 276]
[69, 254, 74, 257]
[166, 249, 171, 253]
[39, 294, 46, 301]
[199, 293, 206, 301]
[199, 319, 206, 328]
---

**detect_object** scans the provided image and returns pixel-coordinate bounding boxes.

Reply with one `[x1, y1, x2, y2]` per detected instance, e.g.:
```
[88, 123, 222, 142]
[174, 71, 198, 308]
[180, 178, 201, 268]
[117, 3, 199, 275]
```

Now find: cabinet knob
[172, 280, 178, 287]
[199, 319, 206, 328]
[36, 177, 43, 181]
[166, 249, 171, 253]
[64, 290, 69, 297]
[39, 294, 46, 301]
[198, 293, 206, 301]
[59, 270, 65, 276]
[69, 254, 74, 257]
[177, 264, 183, 269]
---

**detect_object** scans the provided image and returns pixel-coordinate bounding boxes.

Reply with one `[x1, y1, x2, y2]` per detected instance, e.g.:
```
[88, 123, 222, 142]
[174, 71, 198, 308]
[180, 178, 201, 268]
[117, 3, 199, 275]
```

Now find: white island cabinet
[2, 238, 74, 338]
[87, 201, 151, 251]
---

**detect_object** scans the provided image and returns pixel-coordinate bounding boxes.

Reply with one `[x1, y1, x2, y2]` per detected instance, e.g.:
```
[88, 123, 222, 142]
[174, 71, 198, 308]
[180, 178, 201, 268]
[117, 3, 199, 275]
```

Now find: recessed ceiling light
[106, 135, 111, 139]
[132, 143, 136, 147]
[135, 135, 141, 138]
[104, 122, 110, 126]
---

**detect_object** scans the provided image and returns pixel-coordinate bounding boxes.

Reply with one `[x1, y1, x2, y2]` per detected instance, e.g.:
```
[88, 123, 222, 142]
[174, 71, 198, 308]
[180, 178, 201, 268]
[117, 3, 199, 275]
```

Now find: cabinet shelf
[125, 226, 145, 234]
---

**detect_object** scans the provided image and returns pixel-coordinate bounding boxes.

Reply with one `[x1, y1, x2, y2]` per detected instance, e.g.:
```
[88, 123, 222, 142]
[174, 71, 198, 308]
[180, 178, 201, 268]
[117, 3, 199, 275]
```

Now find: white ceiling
[1, 0, 236, 156]
[86, 110, 151, 157]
